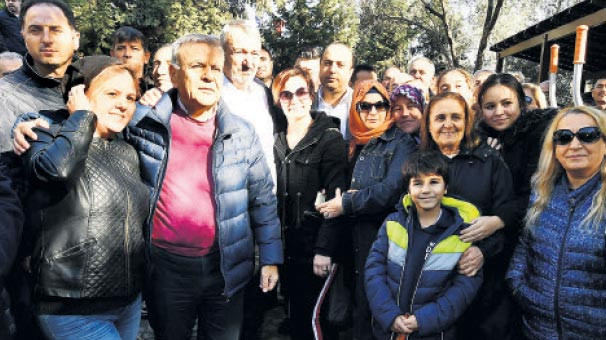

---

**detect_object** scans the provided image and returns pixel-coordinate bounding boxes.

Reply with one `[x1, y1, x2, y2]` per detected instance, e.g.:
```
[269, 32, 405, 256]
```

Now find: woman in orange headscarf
[317, 80, 417, 339]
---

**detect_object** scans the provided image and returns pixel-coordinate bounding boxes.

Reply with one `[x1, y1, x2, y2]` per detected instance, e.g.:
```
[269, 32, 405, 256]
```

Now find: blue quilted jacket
[507, 174, 606, 339]
[125, 90, 283, 298]
[365, 195, 483, 340]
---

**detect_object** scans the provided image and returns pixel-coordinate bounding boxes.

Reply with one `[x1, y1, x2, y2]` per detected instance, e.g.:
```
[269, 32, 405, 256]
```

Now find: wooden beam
[497, 8, 606, 58]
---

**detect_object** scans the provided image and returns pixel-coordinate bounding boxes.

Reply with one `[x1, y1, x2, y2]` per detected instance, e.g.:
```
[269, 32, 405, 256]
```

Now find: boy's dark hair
[351, 64, 376, 83]
[402, 150, 449, 189]
[20, 0, 76, 29]
[261, 44, 273, 59]
[111, 26, 147, 51]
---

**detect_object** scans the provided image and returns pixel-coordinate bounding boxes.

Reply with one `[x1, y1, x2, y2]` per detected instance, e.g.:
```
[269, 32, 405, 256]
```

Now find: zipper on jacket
[212, 135, 229, 300]
[125, 190, 131, 294]
[409, 242, 436, 313]
[554, 198, 575, 340]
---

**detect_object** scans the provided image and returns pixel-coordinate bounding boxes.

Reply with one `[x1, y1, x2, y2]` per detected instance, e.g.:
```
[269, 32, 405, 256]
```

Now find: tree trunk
[474, 0, 505, 72]
[423, 0, 459, 68]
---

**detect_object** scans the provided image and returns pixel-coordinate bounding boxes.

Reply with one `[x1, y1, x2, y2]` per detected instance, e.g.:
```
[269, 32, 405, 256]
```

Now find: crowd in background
[0, 0, 605, 340]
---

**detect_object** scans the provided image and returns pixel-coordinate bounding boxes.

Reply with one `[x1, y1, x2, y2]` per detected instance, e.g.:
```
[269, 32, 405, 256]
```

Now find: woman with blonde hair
[507, 106, 606, 339]
[522, 83, 547, 109]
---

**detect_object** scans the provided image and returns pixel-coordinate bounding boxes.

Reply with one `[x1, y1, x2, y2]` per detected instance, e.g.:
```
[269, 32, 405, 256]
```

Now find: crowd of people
[0, 0, 605, 340]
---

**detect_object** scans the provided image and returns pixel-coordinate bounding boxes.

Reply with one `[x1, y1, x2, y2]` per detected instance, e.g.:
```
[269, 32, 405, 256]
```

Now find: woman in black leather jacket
[272, 67, 348, 340]
[22, 56, 148, 340]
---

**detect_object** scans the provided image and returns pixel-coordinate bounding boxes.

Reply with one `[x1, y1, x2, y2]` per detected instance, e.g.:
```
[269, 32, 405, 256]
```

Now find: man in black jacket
[0, 163, 23, 338]
[0, 0, 25, 55]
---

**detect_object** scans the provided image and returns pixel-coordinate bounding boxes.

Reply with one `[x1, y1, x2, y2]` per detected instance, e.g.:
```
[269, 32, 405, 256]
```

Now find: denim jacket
[343, 126, 416, 217]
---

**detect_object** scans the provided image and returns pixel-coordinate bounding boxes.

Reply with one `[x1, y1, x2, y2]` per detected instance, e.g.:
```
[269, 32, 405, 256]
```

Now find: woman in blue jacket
[507, 106, 606, 339]
[317, 80, 416, 339]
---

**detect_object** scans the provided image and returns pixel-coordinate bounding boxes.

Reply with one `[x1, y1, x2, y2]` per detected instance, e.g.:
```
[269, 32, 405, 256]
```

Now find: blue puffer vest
[365, 196, 483, 340]
[507, 174, 606, 339]
[125, 90, 283, 298]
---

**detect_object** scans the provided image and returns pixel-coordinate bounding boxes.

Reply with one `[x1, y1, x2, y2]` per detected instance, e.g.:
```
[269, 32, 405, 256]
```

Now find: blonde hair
[526, 106, 606, 229]
[522, 83, 547, 109]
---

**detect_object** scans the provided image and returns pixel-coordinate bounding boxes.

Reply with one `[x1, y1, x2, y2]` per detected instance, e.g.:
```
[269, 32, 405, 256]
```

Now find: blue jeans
[37, 294, 142, 340]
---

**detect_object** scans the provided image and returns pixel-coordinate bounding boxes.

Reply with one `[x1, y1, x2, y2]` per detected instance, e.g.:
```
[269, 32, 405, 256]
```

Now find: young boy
[365, 151, 483, 340]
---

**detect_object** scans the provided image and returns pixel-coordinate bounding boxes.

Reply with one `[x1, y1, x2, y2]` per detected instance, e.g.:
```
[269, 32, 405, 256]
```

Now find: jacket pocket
[38, 238, 97, 295]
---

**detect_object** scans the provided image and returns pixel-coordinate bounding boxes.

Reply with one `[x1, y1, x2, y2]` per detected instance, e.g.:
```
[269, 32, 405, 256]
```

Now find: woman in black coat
[420, 91, 516, 340]
[272, 67, 348, 340]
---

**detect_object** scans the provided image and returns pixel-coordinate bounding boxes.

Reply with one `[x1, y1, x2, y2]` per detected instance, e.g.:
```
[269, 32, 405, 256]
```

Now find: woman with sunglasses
[271, 67, 348, 340]
[507, 106, 606, 339]
[522, 83, 548, 110]
[317, 80, 416, 339]
[420, 91, 516, 340]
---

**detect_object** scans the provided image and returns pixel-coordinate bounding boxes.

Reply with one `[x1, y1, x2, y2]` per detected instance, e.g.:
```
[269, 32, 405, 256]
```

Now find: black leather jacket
[23, 109, 149, 299]
[274, 111, 348, 260]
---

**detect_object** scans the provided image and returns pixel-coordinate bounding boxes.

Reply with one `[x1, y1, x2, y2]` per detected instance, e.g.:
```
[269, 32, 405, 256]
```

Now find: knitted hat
[390, 84, 426, 112]
[61, 55, 122, 103]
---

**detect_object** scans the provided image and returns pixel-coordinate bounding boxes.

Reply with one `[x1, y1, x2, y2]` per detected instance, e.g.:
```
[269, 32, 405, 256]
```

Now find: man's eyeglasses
[357, 101, 390, 113]
[279, 87, 309, 101]
[553, 127, 604, 146]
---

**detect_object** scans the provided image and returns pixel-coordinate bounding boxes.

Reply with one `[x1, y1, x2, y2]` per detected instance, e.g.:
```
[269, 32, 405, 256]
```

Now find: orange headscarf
[348, 80, 394, 146]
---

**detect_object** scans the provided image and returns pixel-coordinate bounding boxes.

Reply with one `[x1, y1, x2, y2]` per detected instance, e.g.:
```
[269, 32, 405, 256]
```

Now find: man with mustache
[0, 0, 26, 55]
[221, 19, 283, 188]
[591, 78, 606, 111]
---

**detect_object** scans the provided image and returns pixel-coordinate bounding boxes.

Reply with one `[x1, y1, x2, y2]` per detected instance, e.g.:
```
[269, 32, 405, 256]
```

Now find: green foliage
[261, 0, 359, 71]
[355, 0, 411, 71]
[67, 0, 232, 56]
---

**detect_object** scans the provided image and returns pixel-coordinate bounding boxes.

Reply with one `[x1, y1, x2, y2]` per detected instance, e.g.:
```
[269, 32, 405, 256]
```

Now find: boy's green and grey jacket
[365, 195, 483, 340]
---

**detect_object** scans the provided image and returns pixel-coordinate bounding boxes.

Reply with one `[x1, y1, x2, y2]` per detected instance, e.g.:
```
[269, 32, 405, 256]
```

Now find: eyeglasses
[279, 87, 309, 101]
[553, 127, 604, 146]
[357, 101, 390, 113]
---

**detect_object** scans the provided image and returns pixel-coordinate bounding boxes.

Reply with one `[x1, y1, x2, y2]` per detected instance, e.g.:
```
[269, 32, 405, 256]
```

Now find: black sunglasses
[524, 95, 533, 104]
[357, 101, 390, 112]
[553, 127, 604, 146]
[279, 87, 309, 101]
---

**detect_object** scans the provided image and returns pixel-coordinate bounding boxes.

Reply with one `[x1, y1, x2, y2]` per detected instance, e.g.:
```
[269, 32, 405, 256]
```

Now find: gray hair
[407, 56, 435, 75]
[220, 19, 260, 50]
[171, 34, 222, 66]
[0, 51, 22, 62]
[473, 69, 494, 77]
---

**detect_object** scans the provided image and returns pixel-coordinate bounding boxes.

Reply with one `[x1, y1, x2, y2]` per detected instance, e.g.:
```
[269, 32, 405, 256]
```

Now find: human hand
[139, 87, 163, 107]
[260, 265, 279, 293]
[313, 255, 332, 277]
[402, 315, 418, 332]
[315, 188, 343, 219]
[66, 85, 91, 114]
[390, 315, 409, 334]
[487, 137, 502, 151]
[13, 118, 49, 155]
[459, 216, 504, 243]
[457, 246, 484, 277]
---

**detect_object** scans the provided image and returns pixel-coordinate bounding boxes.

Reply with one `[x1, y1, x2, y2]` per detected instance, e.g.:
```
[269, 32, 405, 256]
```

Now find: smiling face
[22, 4, 79, 78]
[86, 68, 137, 138]
[409, 173, 446, 212]
[481, 84, 522, 131]
[428, 98, 465, 153]
[555, 113, 606, 181]
[170, 42, 224, 113]
[358, 92, 388, 129]
[279, 75, 312, 121]
[392, 96, 422, 134]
